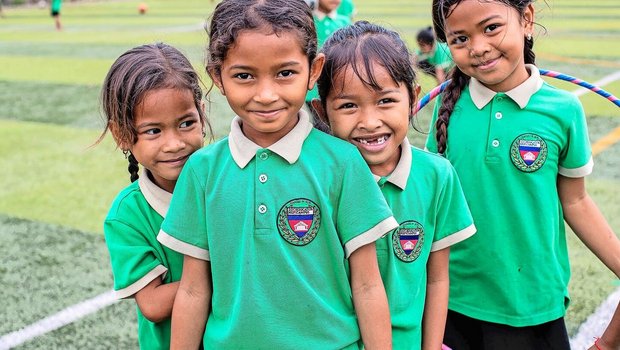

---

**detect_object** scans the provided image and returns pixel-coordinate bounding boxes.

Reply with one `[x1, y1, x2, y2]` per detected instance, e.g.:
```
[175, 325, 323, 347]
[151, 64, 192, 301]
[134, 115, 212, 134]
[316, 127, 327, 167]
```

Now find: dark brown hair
[98, 42, 212, 182]
[206, 0, 317, 81]
[432, 0, 536, 154]
[316, 21, 418, 126]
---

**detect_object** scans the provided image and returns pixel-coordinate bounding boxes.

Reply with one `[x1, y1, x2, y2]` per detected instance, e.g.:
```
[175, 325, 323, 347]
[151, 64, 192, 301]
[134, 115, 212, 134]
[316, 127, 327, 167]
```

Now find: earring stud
[526, 33, 532, 40]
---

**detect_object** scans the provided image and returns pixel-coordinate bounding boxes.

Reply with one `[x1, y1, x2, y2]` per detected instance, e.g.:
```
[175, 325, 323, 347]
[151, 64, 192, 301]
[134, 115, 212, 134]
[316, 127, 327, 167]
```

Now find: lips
[160, 154, 189, 165]
[473, 56, 500, 70]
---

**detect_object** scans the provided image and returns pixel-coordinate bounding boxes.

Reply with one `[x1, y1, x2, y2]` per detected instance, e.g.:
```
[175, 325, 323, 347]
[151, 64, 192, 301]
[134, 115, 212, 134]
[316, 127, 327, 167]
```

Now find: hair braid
[435, 67, 470, 154]
[127, 153, 139, 182]
[524, 35, 536, 65]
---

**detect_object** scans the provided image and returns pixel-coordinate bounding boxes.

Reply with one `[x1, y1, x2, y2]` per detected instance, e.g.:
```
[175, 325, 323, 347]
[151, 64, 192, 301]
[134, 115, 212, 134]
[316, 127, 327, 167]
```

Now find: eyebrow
[135, 113, 197, 129]
[448, 14, 502, 35]
[334, 88, 401, 100]
[229, 61, 302, 71]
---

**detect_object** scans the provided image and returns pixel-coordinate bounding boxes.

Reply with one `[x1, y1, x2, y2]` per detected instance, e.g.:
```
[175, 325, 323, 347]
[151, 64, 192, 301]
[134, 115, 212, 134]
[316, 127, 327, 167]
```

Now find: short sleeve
[424, 98, 441, 153]
[558, 98, 593, 177]
[158, 160, 210, 260]
[336, 151, 398, 258]
[431, 163, 476, 252]
[104, 219, 167, 299]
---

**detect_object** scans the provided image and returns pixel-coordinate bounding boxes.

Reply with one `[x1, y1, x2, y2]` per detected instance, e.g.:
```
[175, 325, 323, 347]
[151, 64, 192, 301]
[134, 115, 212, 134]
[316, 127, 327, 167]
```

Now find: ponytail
[524, 35, 536, 65]
[435, 67, 470, 154]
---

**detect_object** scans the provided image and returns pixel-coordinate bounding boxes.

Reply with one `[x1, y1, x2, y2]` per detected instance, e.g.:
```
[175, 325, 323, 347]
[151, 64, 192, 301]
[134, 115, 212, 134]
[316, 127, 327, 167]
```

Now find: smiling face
[212, 29, 323, 148]
[444, 0, 534, 91]
[129, 88, 204, 193]
[324, 62, 411, 177]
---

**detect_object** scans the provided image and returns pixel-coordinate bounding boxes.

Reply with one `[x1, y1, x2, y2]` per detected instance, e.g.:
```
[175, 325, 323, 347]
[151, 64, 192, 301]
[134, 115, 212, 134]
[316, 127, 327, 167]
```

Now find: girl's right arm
[171, 255, 212, 350]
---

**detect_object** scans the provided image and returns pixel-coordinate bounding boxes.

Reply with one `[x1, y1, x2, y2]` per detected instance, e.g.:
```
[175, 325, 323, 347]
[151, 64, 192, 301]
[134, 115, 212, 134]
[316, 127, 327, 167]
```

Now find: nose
[253, 79, 279, 105]
[162, 132, 185, 153]
[358, 108, 382, 131]
[468, 37, 490, 58]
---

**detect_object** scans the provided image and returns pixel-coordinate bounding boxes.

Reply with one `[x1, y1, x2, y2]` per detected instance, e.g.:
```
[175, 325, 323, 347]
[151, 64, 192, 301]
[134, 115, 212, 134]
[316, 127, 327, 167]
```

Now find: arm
[134, 278, 179, 323]
[559, 176, 620, 350]
[558, 176, 620, 277]
[170, 255, 212, 350]
[349, 242, 392, 349]
[588, 301, 620, 350]
[422, 248, 450, 350]
[435, 67, 447, 84]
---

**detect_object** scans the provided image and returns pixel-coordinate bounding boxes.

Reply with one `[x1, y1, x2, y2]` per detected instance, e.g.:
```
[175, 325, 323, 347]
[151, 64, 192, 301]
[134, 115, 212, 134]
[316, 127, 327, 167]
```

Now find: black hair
[206, 0, 317, 81]
[431, 0, 536, 154]
[417, 26, 435, 46]
[316, 21, 418, 126]
[98, 42, 213, 182]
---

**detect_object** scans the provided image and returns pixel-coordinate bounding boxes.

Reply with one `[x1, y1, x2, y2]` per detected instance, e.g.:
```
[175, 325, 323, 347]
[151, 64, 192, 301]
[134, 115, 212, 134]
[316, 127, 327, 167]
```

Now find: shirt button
[497, 96, 504, 101]
[492, 139, 500, 147]
[258, 204, 267, 214]
[495, 112, 503, 119]
[259, 152, 269, 160]
[259, 174, 268, 183]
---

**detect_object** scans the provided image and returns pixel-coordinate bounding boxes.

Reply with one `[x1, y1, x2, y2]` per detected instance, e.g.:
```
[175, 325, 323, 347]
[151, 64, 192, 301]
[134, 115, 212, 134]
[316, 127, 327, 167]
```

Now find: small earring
[202, 129, 207, 137]
[122, 149, 129, 159]
[526, 33, 532, 40]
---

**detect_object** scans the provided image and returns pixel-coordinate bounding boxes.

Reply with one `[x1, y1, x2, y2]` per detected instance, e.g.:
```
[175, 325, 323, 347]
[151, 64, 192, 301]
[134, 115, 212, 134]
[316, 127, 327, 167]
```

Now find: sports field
[0, 0, 618, 348]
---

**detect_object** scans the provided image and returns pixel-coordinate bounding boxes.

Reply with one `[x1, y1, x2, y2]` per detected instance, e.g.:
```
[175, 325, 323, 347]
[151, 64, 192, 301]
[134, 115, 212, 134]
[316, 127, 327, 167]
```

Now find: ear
[207, 67, 226, 96]
[307, 53, 326, 90]
[310, 99, 329, 125]
[108, 121, 130, 151]
[410, 84, 422, 116]
[523, 3, 535, 33]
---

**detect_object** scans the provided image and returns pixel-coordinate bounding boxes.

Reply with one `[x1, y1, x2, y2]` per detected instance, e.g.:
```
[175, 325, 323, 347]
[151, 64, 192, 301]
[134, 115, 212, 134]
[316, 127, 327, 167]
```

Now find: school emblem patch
[392, 220, 424, 263]
[277, 198, 321, 246]
[510, 133, 547, 172]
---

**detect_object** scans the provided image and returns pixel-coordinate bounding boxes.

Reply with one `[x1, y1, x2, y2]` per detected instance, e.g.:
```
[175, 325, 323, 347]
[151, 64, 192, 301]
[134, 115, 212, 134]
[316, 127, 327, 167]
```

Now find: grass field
[0, 0, 618, 348]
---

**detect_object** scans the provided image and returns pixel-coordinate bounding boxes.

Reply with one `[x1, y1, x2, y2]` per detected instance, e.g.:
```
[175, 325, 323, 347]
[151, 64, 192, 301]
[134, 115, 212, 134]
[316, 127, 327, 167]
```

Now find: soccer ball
[138, 3, 148, 15]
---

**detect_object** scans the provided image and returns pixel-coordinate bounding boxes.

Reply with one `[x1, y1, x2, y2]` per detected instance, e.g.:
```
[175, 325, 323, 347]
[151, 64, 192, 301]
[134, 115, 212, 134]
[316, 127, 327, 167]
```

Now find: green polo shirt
[375, 138, 475, 349]
[307, 10, 351, 103]
[159, 111, 398, 349]
[425, 65, 593, 326]
[416, 42, 454, 70]
[104, 170, 183, 350]
[337, 0, 356, 19]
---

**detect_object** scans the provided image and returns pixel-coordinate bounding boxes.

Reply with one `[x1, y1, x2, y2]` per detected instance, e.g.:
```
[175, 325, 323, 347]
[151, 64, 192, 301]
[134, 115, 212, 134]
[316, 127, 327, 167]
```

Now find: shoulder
[305, 129, 363, 159]
[411, 146, 455, 177]
[105, 181, 149, 222]
[535, 82, 582, 108]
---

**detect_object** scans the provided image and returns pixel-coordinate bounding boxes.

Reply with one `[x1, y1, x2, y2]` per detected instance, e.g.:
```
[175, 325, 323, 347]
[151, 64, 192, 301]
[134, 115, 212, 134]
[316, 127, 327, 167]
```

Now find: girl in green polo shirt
[158, 1, 397, 349]
[415, 26, 454, 84]
[314, 21, 476, 350]
[98, 43, 212, 349]
[426, 0, 620, 349]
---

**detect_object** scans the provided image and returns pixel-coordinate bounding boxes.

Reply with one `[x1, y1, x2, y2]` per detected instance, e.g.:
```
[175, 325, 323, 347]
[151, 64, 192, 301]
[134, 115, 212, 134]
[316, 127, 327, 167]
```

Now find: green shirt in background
[337, 0, 356, 20]
[416, 42, 454, 70]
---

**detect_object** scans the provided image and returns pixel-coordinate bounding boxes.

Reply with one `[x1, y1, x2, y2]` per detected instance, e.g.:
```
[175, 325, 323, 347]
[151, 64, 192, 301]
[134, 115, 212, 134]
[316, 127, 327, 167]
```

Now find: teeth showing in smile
[357, 135, 388, 145]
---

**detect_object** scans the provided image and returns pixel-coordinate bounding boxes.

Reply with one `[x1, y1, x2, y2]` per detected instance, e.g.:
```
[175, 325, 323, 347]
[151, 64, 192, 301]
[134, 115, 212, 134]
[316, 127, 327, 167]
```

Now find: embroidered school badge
[392, 220, 424, 263]
[510, 133, 547, 172]
[277, 198, 321, 246]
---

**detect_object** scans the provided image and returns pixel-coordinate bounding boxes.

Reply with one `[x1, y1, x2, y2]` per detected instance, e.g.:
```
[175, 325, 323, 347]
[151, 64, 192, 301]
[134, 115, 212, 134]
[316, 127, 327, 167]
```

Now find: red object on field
[138, 3, 148, 15]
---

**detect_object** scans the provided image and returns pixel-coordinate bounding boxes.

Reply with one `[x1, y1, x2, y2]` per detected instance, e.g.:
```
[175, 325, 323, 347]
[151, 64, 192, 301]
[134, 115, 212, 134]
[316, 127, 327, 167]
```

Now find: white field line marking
[572, 71, 620, 97]
[0, 291, 118, 350]
[570, 287, 620, 349]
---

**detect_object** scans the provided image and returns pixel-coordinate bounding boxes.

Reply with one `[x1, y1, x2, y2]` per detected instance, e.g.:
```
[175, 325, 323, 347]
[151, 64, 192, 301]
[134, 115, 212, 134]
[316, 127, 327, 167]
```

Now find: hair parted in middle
[206, 0, 318, 80]
[316, 20, 417, 122]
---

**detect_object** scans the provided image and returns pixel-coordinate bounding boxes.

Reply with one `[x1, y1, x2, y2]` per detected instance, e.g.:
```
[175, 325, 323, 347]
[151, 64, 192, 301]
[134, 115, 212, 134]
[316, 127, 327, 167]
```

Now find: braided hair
[431, 0, 537, 154]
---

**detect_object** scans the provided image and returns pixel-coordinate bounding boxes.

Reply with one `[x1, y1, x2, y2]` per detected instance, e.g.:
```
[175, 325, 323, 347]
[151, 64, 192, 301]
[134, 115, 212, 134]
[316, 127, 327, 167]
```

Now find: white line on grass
[572, 71, 620, 97]
[570, 287, 620, 349]
[0, 291, 118, 350]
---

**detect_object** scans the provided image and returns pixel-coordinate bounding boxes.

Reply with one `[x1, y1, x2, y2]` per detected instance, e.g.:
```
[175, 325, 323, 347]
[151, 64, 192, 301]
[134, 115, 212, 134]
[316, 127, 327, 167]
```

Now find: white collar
[138, 169, 171, 217]
[469, 64, 544, 109]
[372, 138, 411, 190]
[228, 110, 313, 168]
[313, 8, 338, 20]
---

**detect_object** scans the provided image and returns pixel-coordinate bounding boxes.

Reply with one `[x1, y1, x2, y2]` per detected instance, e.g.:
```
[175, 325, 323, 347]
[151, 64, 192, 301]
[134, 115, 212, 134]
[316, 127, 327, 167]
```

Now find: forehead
[331, 61, 400, 93]
[446, 0, 516, 27]
[135, 88, 196, 123]
[223, 29, 306, 65]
